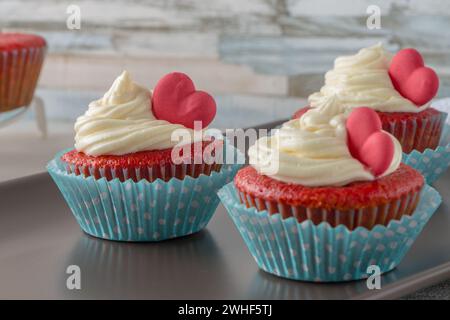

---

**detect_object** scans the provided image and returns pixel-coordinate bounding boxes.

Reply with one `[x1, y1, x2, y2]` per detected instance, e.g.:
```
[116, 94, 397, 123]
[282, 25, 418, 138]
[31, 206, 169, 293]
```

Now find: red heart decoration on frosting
[152, 72, 216, 129]
[346, 107, 394, 176]
[389, 48, 439, 106]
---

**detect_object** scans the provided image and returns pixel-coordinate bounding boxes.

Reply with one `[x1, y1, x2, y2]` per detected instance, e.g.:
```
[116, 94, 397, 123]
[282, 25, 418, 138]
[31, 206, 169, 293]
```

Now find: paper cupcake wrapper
[0, 46, 46, 112]
[47, 142, 243, 242]
[403, 122, 450, 184]
[218, 182, 441, 282]
[382, 110, 446, 154]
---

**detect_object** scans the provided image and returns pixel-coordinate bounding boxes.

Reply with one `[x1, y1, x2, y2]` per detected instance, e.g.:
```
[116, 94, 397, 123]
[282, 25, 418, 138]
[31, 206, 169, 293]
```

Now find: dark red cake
[62, 140, 223, 182]
[293, 106, 445, 154]
[0, 33, 46, 51]
[0, 33, 47, 112]
[234, 164, 424, 230]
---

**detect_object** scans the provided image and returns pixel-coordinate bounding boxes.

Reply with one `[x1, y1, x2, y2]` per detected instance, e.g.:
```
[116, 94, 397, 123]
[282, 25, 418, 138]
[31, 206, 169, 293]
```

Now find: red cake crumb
[61, 140, 223, 182]
[234, 164, 424, 230]
[292, 107, 309, 120]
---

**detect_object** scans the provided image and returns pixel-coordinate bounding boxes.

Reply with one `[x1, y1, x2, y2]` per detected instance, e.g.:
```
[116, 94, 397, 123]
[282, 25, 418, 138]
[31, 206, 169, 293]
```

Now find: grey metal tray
[0, 120, 449, 299]
[0, 173, 449, 299]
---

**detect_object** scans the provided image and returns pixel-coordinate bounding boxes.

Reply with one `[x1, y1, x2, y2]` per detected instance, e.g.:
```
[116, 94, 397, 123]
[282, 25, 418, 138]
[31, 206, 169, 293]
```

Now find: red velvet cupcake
[239, 106, 424, 230]
[293, 106, 445, 153]
[48, 71, 242, 242]
[0, 33, 46, 112]
[297, 45, 445, 154]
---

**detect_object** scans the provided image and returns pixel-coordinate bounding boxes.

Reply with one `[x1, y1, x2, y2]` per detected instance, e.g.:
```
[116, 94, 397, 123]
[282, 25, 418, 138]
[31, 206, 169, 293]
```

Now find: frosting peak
[249, 96, 402, 187]
[99, 70, 139, 106]
[308, 43, 428, 113]
[74, 71, 198, 156]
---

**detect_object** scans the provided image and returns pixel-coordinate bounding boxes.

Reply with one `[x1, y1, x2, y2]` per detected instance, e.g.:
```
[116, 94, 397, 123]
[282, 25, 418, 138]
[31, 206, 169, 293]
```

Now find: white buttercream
[249, 96, 402, 186]
[74, 71, 198, 156]
[308, 43, 428, 113]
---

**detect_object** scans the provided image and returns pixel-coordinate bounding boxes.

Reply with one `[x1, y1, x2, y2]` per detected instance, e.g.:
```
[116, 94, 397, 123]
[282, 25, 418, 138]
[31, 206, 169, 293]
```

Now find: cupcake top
[249, 95, 402, 187]
[74, 71, 205, 156]
[0, 32, 46, 51]
[308, 43, 429, 113]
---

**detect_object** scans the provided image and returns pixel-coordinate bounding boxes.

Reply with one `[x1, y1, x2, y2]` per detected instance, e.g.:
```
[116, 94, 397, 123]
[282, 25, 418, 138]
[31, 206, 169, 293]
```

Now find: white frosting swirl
[74, 71, 199, 156]
[249, 96, 402, 187]
[309, 43, 428, 113]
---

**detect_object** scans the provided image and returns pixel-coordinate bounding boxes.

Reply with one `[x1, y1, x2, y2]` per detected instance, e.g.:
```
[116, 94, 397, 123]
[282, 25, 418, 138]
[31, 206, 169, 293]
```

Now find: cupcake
[0, 32, 46, 112]
[293, 44, 446, 154]
[219, 99, 441, 281]
[48, 71, 242, 241]
[240, 100, 422, 230]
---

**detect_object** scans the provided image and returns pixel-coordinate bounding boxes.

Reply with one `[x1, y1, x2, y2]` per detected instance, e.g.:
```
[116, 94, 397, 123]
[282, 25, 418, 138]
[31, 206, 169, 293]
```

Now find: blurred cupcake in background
[293, 44, 445, 154]
[293, 44, 450, 183]
[219, 99, 441, 282]
[0, 32, 46, 112]
[48, 70, 242, 242]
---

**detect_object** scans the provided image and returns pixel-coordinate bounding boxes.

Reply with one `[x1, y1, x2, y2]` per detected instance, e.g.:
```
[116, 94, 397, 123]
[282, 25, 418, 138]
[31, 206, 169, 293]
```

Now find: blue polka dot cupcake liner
[218, 182, 441, 282]
[403, 119, 450, 185]
[47, 142, 243, 242]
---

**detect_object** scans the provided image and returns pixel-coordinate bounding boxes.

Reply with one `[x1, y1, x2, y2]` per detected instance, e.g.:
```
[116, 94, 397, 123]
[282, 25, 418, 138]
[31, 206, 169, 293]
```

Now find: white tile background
[0, 0, 449, 180]
[2, 0, 450, 99]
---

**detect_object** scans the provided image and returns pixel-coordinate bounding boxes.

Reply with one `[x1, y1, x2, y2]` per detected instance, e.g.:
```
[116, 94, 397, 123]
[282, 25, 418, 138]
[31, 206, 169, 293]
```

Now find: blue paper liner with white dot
[402, 115, 450, 185]
[218, 182, 441, 282]
[47, 141, 243, 242]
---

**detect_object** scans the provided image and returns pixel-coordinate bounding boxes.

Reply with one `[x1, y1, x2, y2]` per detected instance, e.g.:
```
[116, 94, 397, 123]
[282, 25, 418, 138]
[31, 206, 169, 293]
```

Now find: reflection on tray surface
[64, 230, 229, 299]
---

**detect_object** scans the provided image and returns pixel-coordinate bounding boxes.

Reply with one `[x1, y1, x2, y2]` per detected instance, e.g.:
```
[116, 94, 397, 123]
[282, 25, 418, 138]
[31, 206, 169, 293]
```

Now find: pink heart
[152, 72, 216, 129]
[389, 48, 439, 106]
[346, 107, 394, 176]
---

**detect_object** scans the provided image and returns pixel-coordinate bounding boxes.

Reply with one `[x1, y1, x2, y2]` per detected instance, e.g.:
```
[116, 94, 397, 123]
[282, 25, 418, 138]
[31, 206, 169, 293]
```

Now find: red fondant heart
[389, 48, 439, 106]
[359, 132, 394, 176]
[152, 72, 216, 129]
[346, 107, 394, 176]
